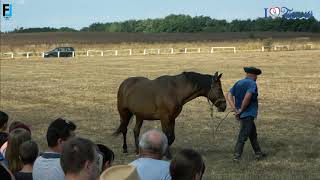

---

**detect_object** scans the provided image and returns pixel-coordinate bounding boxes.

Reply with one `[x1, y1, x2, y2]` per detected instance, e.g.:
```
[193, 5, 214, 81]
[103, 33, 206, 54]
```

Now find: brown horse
[113, 71, 226, 155]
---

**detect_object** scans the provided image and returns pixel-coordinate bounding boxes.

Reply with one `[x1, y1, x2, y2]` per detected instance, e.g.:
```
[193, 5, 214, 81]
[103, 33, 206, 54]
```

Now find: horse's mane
[182, 72, 212, 90]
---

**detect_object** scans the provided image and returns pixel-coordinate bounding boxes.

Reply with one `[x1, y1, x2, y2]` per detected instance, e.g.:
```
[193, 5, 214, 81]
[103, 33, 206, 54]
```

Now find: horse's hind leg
[119, 109, 133, 153]
[134, 117, 143, 154]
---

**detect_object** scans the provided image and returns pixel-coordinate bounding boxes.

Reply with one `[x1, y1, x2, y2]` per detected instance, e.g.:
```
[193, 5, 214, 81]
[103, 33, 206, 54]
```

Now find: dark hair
[46, 118, 76, 147]
[19, 140, 39, 165]
[0, 111, 9, 129]
[97, 144, 115, 165]
[170, 149, 205, 180]
[6, 128, 32, 173]
[60, 137, 96, 174]
[9, 121, 31, 134]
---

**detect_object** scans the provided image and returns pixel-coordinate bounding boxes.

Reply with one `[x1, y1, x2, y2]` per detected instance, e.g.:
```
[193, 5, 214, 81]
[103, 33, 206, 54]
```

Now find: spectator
[0, 151, 5, 165]
[130, 129, 171, 180]
[5, 128, 32, 173]
[1, 121, 31, 156]
[0, 163, 15, 180]
[0, 111, 9, 148]
[14, 140, 39, 180]
[9, 121, 31, 133]
[60, 137, 100, 180]
[0, 147, 9, 168]
[33, 118, 76, 180]
[170, 149, 205, 180]
[97, 144, 115, 171]
[100, 165, 140, 180]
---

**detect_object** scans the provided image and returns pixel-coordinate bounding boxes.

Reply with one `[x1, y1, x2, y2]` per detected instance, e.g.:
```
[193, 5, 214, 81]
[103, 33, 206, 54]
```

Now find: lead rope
[207, 98, 233, 141]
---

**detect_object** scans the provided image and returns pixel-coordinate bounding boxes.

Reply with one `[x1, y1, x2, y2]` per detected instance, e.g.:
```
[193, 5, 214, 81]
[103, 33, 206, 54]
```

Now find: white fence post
[57, 52, 60, 58]
[198, 48, 201, 53]
[10, 53, 13, 59]
[129, 49, 132, 56]
[261, 46, 264, 52]
[3, 53, 14, 59]
[72, 51, 75, 57]
[307, 43, 313, 49]
[184, 48, 187, 54]
[86, 51, 89, 56]
[171, 48, 174, 54]
[211, 47, 236, 53]
[143, 49, 147, 55]
[101, 51, 104, 56]
[157, 49, 160, 54]
[42, 52, 45, 58]
[26, 52, 30, 58]
[115, 50, 118, 56]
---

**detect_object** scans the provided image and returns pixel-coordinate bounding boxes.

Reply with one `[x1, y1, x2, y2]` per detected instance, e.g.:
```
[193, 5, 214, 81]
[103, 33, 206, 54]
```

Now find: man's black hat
[244, 67, 262, 75]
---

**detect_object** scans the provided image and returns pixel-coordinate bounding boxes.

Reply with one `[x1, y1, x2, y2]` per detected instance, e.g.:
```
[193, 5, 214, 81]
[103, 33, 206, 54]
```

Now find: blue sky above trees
[1, 0, 319, 31]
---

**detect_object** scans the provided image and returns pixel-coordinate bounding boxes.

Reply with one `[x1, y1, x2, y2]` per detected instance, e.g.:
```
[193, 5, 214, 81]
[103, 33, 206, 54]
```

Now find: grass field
[1, 50, 320, 179]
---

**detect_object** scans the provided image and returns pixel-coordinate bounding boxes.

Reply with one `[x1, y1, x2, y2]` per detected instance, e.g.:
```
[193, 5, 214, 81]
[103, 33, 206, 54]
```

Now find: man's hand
[234, 109, 242, 120]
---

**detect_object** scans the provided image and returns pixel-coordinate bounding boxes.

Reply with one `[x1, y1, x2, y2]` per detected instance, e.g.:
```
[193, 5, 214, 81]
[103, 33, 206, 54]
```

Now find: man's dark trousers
[234, 116, 262, 157]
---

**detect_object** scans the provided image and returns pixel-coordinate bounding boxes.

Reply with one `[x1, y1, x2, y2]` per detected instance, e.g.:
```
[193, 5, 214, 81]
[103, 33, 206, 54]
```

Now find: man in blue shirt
[227, 67, 266, 161]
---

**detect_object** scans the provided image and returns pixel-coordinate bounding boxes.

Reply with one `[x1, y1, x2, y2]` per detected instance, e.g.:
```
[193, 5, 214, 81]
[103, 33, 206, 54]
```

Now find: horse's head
[207, 72, 227, 112]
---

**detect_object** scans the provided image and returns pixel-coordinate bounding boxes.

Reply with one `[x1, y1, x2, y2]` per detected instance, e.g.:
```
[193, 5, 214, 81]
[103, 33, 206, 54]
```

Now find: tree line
[10, 14, 320, 33]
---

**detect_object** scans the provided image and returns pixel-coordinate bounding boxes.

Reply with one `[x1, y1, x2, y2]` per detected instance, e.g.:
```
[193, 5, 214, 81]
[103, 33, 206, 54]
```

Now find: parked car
[44, 47, 75, 58]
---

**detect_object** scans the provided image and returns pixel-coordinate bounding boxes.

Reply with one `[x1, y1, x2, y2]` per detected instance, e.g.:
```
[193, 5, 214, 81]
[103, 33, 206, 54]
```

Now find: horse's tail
[112, 115, 134, 136]
[113, 78, 137, 136]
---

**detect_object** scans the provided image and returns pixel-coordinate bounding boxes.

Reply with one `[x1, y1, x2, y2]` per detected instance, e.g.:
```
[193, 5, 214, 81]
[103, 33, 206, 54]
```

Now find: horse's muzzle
[217, 101, 227, 112]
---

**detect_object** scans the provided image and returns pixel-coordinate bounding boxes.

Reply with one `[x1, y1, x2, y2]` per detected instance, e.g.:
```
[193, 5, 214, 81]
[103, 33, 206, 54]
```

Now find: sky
[0, 0, 319, 32]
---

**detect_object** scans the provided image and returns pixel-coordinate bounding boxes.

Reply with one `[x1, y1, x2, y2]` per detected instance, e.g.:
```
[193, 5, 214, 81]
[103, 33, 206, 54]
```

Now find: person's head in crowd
[9, 121, 31, 134]
[61, 137, 100, 180]
[46, 118, 76, 153]
[0, 111, 9, 148]
[0, 163, 15, 180]
[100, 165, 140, 180]
[138, 129, 168, 160]
[0, 111, 9, 132]
[5, 128, 32, 173]
[1, 121, 31, 155]
[97, 144, 115, 171]
[170, 149, 205, 180]
[19, 140, 39, 171]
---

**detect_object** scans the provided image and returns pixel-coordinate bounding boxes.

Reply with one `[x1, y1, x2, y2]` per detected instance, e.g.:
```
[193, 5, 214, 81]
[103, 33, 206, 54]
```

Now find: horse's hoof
[123, 149, 128, 153]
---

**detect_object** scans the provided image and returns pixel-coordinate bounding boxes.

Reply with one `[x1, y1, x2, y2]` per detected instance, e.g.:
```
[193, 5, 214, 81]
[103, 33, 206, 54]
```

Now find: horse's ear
[218, 73, 223, 80]
[213, 72, 220, 81]
[213, 72, 218, 77]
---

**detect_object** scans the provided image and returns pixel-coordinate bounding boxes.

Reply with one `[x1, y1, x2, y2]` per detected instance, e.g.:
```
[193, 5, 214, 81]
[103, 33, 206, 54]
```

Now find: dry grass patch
[1, 50, 320, 179]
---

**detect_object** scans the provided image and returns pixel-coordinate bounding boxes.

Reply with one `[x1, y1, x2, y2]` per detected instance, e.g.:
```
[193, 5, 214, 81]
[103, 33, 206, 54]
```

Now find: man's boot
[233, 142, 244, 162]
[255, 151, 267, 160]
[251, 140, 267, 160]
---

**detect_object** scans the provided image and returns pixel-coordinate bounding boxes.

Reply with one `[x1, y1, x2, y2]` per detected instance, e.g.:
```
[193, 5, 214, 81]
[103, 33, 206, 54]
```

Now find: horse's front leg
[134, 117, 144, 154]
[160, 118, 176, 159]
